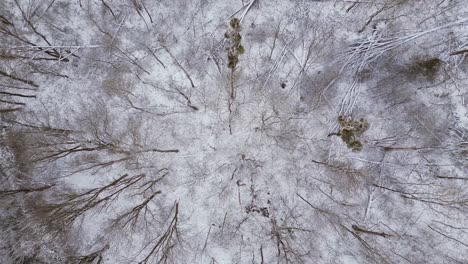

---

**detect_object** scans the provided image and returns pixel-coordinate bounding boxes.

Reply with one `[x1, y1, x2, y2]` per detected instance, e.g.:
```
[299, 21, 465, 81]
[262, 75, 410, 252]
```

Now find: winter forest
[1, 0, 468, 263]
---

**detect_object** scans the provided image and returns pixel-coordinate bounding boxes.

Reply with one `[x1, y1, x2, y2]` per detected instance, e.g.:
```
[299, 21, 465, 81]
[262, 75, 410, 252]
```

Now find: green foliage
[230, 18, 241, 30]
[228, 53, 239, 69]
[348, 141, 363, 152]
[237, 45, 245, 54]
[336, 116, 369, 152]
[341, 129, 354, 143]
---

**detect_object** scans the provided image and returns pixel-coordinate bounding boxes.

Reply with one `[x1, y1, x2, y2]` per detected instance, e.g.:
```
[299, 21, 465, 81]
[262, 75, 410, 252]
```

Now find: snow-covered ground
[1, 0, 468, 263]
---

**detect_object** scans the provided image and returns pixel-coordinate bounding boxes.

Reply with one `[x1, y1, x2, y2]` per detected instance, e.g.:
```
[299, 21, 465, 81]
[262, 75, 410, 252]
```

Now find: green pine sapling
[225, 18, 245, 99]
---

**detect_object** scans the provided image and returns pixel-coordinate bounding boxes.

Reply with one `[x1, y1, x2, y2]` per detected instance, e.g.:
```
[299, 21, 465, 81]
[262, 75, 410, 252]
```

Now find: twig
[162, 45, 196, 88]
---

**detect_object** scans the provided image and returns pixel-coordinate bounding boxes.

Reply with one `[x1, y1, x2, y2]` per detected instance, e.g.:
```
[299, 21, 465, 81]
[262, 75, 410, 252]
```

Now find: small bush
[335, 116, 369, 152]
